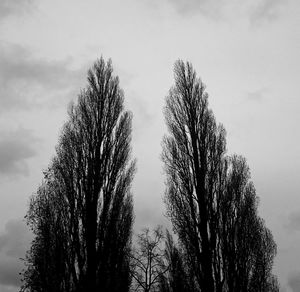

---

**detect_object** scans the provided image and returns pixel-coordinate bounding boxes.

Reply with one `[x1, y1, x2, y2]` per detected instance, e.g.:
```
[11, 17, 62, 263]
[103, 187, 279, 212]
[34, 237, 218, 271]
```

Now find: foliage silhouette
[158, 230, 193, 292]
[162, 60, 279, 292]
[21, 57, 135, 292]
[19, 58, 279, 292]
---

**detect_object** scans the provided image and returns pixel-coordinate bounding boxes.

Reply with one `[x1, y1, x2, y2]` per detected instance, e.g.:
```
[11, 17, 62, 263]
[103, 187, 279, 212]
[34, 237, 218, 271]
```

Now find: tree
[20, 182, 70, 292]
[162, 60, 279, 292]
[158, 231, 192, 292]
[130, 226, 168, 292]
[220, 155, 278, 292]
[21, 57, 135, 292]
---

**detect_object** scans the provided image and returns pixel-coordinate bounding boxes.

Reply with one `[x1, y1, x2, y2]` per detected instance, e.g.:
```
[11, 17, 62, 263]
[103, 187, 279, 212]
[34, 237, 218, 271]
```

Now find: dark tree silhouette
[220, 155, 278, 292]
[158, 231, 193, 292]
[130, 226, 168, 292]
[21, 57, 135, 292]
[162, 60, 279, 292]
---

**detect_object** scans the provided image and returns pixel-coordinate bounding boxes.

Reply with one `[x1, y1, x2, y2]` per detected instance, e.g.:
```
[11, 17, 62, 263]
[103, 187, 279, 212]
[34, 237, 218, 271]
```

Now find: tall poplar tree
[21, 57, 135, 292]
[162, 60, 278, 292]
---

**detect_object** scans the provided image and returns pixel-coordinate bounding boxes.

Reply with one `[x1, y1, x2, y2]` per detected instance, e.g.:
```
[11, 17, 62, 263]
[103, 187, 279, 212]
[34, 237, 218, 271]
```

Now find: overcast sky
[0, 0, 299, 291]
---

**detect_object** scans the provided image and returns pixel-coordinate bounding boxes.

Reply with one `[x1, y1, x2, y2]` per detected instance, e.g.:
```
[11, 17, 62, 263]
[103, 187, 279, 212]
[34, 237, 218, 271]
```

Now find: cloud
[286, 211, 300, 232]
[0, 219, 32, 289]
[250, 0, 285, 24]
[0, 259, 22, 286]
[0, 128, 39, 177]
[288, 272, 300, 292]
[0, 219, 32, 258]
[0, 0, 35, 19]
[0, 285, 18, 292]
[161, 0, 286, 23]
[127, 93, 155, 140]
[246, 88, 267, 102]
[0, 42, 88, 111]
[166, 0, 223, 17]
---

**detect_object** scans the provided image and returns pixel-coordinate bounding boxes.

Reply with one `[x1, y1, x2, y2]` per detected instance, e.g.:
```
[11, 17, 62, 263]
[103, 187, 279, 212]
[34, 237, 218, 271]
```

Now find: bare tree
[21, 57, 135, 292]
[131, 226, 168, 292]
[162, 60, 279, 292]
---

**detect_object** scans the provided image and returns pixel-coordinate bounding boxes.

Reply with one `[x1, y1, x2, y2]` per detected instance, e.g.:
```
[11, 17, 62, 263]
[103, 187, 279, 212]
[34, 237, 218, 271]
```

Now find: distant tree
[131, 226, 168, 292]
[162, 60, 279, 292]
[21, 57, 135, 292]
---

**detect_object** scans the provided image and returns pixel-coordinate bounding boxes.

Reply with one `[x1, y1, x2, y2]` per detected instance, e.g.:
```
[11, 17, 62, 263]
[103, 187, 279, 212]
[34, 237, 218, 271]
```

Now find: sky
[0, 0, 299, 291]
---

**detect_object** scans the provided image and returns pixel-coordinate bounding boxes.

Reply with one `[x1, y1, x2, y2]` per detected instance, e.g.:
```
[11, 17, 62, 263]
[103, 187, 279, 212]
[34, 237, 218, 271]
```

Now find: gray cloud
[162, 0, 286, 23]
[250, 0, 285, 24]
[166, 0, 223, 17]
[0, 43, 88, 111]
[0, 219, 32, 288]
[286, 211, 300, 232]
[247, 88, 267, 102]
[0, 219, 32, 257]
[0, 259, 22, 286]
[288, 272, 300, 292]
[0, 128, 39, 177]
[0, 285, 18, 292]
[0, 0, 35, 19]
[131, 95, 154, 123]
[128, 93, 155, 140]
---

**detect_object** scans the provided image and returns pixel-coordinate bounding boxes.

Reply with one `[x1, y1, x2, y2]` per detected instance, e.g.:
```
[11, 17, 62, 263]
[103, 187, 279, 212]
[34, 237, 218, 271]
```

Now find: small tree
[131, 226, 168, 292]
[21, 57, 135, 292]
